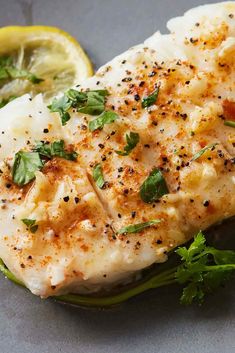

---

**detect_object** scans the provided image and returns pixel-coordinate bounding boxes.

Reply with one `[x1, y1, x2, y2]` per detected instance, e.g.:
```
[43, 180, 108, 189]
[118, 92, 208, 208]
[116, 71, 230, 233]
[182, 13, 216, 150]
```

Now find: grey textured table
[1, 1, 235, 353]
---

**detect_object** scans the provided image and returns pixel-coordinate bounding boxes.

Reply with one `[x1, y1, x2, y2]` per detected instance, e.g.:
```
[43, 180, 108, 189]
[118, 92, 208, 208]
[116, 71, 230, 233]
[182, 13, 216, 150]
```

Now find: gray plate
[0, 1, 235, 352]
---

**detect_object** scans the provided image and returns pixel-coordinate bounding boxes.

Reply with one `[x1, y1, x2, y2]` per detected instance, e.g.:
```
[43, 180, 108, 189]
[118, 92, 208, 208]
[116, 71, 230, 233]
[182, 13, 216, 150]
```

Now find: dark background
[1, 1, 235, 353]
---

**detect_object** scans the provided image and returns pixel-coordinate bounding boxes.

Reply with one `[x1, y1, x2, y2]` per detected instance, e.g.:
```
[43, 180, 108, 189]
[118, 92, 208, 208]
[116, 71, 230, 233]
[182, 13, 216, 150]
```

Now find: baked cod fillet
[0, 2, 235, 297]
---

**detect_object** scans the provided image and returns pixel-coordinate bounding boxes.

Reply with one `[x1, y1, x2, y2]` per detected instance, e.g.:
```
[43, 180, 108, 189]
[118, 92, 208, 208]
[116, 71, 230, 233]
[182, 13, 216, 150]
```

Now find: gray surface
[0, 0, 235, 352]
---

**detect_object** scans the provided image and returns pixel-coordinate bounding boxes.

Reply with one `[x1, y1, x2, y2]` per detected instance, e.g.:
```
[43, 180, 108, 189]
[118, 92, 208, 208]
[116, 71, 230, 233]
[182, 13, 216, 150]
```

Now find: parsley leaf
[21, 219, 38, 233]
[191, 143, 219, 161]
[77, 90, 108, 115]
[48, 89, 109, 126]
[12, 141, 77, 186]
[12, 151, 44, 186]
[0, 95, 17, 108]
[115, 132, 140, 156]
[117, 219, 161, 234]
[140, 168, 169, 203]
[93, 164, 105, 189]
[142, 87, 159, 108]
[48, 95, 72, 126]
[34, 140, 78, 161]
[175, 232, 235, 305]
[0, 56, 43, 84]
[89, 111, 118, 131]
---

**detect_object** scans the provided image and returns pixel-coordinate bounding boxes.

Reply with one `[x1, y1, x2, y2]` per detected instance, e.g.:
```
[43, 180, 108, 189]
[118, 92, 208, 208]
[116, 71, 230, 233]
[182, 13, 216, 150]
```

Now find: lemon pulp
[0, 26, 93, 103]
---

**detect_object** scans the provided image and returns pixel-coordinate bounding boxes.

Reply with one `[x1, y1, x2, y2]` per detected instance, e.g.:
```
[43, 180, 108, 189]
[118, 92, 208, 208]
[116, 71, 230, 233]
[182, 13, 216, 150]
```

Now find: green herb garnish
[48, 95, 72, 126]
[0, 56, 43, 84]
[93, 164, 105, 189]
[12, 140, 77, 186]
[48, 89, 109, 126]
[224, 120, 235, 128]
[117, 219, 161, 234]
[89, 111, 118, 131]
[142, 87, 159, 108]
[0, 95, 17, 108]
[21, 219, 38, 233]
[66, 89, 108, 115]
[34, 140, 78, 161]
[115, 132, 140, 156]
[191, 143, 219, 161]
[140, 168, 169, 203]
[12, 151, 44, 186]
[175, 231, 235, 304]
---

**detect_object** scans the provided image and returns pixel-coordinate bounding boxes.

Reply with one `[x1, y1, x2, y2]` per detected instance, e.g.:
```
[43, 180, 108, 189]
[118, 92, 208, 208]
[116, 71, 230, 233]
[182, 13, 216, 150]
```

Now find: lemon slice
[0, 26, 93, 103]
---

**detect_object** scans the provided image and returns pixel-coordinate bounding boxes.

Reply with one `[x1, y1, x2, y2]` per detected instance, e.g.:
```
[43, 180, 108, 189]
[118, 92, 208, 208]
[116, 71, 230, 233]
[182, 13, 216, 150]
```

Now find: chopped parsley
[34, 140, 78, 161]
[89, 111, 118, 132]
[12, 140, 77, 186]
[47, 95, 72, 126]
[117, 219, 161, 234]
[0, 56, 43, 84]
[142, 87, 159, 108]
[93, 164, 105, 189]
[48, 89, 109, 126]
[140, 168, 169, 203]
[115, 132, 140, 156]
[12, 151, 44, 186]
[191, 143, 219, 161]
[0, 95, 17, 108]
[21, 219, 38, 233]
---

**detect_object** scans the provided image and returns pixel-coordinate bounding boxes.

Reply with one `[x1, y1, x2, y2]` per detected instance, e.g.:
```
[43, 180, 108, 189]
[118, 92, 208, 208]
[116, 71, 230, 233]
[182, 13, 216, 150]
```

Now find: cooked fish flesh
[0, 1, 235, 297]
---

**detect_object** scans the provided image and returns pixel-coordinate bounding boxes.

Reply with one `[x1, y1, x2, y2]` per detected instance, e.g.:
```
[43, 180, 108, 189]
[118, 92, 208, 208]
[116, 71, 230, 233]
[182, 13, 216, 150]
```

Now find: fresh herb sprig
[1, 232, 235, 307]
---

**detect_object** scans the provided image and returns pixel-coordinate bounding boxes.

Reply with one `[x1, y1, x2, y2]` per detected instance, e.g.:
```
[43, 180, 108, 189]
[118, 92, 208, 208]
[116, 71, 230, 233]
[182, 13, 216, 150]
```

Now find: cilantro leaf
[21, 219, 38, 233]
[34, 140, 77, 161]
[89, 111, 118, 131]
[140, 168, 169, 203]
[191, 143, 219, 161]
[117, 219, 161, 234]
[12, 151, 44, 186]
[93, 164, 105, 189]
[115, 132, 140, 156]
[142, 87, 159, 108]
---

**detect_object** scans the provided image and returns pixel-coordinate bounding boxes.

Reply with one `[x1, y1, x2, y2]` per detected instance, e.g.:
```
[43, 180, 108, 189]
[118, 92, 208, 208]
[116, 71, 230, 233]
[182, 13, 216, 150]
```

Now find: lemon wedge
[0, 26, 93, 103]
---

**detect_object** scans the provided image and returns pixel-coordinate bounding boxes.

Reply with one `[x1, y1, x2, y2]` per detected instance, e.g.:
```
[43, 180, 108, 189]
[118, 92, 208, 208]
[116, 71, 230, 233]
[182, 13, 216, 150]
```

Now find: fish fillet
[0, 1, 235, 297]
